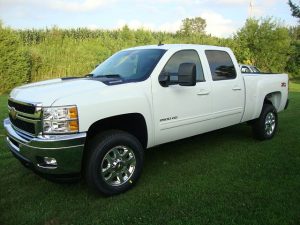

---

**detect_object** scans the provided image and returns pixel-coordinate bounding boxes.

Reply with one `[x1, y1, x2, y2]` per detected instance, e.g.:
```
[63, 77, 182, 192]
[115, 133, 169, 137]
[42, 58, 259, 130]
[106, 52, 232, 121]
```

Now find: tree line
[0, 14, 299, 94]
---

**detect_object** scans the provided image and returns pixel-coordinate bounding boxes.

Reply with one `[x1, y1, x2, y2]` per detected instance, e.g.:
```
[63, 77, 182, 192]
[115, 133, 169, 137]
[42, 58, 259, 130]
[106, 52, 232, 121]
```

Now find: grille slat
[9, 114, 36, 134]
[8, 99, 36, 114]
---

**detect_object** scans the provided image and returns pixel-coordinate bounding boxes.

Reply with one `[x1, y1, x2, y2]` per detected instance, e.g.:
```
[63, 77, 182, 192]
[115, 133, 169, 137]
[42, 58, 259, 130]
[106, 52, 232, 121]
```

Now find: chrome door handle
[232, 87, 242, 91]
[197, 89, 210, 95]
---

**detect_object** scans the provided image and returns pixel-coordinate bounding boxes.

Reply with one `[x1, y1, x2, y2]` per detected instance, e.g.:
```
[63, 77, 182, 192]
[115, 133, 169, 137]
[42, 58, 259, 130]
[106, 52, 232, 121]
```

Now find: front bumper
[3, 118, 86, 177]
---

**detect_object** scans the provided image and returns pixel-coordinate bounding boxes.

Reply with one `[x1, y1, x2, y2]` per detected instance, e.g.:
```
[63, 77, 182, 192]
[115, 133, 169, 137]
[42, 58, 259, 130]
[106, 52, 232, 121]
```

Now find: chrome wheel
[101, 145, 136, 186]
[265, 112, 276, 136]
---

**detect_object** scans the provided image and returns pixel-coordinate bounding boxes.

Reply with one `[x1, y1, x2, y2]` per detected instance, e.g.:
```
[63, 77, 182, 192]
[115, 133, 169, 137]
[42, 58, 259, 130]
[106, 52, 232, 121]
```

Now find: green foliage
[178, 17, 207, 36]
[286, 26, 300, 78]
[288, 0, 300, 21]
[0, 26, 31, 94]
[234, 18, 291, 73]
[12, 25, 223, 85]
[0, 16, 299, 93]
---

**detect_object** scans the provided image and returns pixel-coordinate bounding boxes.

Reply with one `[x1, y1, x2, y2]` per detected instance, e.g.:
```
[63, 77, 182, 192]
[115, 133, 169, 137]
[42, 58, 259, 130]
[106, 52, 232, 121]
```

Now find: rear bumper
[3, 118, 86, 177]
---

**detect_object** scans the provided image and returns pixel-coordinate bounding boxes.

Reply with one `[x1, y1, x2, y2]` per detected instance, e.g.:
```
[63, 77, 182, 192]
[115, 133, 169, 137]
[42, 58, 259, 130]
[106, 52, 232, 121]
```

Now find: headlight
[42, 105, 79, 134]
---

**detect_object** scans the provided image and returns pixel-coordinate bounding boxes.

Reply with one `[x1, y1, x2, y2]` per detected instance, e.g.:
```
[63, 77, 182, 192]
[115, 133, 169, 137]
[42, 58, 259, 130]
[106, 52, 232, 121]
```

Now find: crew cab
[4, 44, 289, 195]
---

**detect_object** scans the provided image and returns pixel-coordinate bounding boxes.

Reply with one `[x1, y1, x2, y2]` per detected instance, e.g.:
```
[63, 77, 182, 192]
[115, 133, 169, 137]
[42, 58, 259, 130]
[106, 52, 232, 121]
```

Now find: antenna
[249, 0, 254, 18]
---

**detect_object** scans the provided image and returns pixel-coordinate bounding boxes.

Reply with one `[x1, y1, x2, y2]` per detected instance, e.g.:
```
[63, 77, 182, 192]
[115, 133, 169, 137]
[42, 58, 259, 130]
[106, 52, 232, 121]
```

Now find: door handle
[197, 89, 210, 95]
[232, 86, 242, 91]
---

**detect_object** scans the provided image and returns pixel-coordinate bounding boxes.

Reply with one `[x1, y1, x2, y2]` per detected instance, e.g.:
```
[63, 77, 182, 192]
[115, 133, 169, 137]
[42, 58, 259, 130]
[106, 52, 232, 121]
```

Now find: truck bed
[241, 73, 289, 122]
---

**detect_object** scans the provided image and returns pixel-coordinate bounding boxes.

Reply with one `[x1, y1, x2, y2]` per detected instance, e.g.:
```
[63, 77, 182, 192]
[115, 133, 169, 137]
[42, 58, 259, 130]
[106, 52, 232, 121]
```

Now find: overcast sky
[0, 0, 297, 37]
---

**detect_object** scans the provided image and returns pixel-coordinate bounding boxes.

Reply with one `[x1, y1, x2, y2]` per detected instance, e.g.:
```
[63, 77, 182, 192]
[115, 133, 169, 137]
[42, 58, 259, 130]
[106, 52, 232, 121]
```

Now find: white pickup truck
[4, 44, 289, 195]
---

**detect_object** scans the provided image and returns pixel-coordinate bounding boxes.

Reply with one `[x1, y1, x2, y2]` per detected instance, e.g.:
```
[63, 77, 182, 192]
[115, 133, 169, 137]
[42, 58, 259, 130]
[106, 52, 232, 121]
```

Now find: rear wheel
[85, 130, 144, 196]
[252, 104, 278, 140]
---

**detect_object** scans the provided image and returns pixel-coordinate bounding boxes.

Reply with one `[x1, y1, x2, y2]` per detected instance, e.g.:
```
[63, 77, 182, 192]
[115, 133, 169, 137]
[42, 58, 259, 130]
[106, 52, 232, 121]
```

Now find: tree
[286, 26, 300, 79]
[234, 18, 291, 73]
[0, 25, 31, 93]
[288, 0, 300, 21]
[287, 1, 300, 78]
[179, 17, 206, 36]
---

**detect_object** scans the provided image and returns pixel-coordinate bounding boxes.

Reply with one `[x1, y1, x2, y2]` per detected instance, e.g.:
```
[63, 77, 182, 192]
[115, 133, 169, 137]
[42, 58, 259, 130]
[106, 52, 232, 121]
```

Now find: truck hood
[10, 78, 106, 106]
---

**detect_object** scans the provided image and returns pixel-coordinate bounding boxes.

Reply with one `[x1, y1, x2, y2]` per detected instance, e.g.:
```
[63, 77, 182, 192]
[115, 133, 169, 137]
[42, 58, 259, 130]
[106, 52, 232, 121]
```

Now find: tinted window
[161, 50, 204, 83]
[205, 50, 236, 81]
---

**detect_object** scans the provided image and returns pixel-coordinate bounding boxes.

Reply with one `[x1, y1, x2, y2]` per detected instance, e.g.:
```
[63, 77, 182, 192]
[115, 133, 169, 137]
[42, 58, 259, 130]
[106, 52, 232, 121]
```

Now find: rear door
[204, 50, 245, 129]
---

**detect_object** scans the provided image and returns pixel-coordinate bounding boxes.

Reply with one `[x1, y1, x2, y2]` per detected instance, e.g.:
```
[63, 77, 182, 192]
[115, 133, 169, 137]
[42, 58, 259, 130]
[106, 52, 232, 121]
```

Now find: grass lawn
[0, 92, 300, 225]
[290, 79, 300, 92]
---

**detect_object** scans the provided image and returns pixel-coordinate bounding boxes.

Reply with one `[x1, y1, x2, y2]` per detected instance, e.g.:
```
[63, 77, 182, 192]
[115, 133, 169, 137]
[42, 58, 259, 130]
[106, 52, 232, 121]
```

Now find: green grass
[1, 93, 300, 225]
[290, 79, 300, 92]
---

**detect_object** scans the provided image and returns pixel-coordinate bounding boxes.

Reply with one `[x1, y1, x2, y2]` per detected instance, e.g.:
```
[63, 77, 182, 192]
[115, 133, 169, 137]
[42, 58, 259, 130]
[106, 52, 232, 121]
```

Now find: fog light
[43, 157, 57, 166]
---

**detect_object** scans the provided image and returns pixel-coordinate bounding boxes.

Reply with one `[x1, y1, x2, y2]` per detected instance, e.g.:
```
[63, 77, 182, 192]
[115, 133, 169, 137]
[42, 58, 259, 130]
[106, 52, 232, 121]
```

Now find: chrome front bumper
[3, 118, 86, 175]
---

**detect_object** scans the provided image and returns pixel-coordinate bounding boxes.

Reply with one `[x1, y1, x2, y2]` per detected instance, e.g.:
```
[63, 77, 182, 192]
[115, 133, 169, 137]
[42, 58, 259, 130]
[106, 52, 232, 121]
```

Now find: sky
[0, 0, 298, 38]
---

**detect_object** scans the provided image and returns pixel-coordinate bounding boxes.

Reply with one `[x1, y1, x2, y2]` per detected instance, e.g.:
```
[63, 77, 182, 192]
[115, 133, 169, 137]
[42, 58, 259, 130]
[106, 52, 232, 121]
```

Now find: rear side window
[205, 50, 236, 81]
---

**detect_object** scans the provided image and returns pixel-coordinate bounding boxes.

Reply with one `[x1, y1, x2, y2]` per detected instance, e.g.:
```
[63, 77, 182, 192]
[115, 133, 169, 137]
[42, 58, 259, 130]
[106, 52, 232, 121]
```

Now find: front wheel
[85, 130, 144, 196]
[252, 104, 278, 140]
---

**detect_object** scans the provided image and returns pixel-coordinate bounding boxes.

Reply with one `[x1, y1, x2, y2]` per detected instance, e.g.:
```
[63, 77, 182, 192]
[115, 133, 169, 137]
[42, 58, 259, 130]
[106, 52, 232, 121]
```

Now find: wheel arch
[247, 92, 280, 125]
[264, 91, 282, 111]
[255, 92, 281, 119]
[85, 113, 148, 150]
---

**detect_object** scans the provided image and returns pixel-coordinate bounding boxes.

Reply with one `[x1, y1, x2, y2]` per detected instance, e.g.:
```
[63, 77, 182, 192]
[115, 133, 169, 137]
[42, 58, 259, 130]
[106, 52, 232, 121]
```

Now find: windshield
[91, 49, 166, 82]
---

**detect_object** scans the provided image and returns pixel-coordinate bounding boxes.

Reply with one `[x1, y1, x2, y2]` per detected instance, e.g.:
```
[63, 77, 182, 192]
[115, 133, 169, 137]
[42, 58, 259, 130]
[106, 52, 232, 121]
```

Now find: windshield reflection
[91, 49, 166, 82]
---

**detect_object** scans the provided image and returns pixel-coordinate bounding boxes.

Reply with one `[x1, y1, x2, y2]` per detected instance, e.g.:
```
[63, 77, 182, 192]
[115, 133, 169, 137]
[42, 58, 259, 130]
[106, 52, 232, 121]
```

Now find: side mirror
[178, 63, 196, 86]
[158, 73, 170, 87]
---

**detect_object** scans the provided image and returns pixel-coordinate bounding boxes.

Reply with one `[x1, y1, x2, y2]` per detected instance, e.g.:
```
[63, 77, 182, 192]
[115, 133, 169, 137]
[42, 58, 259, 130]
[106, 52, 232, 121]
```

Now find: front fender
[52, 80, 154, 147]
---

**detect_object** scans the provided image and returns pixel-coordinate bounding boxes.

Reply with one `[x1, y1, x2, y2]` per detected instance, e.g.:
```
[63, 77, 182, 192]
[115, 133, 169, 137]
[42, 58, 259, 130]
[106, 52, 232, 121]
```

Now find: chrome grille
[8, 98, 42, 136]
[8, 99, 36, 114]
[9, 114, 35, 134]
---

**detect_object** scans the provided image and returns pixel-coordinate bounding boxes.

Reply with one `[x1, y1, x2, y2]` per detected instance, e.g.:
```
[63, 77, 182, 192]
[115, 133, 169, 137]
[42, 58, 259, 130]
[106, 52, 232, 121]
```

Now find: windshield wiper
[61, 76, 87, 80]
[94, 74, 122, 79]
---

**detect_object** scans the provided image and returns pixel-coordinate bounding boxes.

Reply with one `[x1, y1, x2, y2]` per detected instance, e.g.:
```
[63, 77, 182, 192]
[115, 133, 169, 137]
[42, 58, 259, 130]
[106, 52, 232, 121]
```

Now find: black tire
[252, 104, 278, 140]
[85, 130, 144, 196]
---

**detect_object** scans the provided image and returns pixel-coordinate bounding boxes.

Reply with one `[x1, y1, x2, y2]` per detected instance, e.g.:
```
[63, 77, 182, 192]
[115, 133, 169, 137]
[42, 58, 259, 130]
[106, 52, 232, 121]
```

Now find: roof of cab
[125, 44, 230, 52]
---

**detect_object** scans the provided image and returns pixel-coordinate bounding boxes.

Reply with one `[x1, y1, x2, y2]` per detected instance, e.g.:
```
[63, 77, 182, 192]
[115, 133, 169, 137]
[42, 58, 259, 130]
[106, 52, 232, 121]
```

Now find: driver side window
[161, 50, 204, 83]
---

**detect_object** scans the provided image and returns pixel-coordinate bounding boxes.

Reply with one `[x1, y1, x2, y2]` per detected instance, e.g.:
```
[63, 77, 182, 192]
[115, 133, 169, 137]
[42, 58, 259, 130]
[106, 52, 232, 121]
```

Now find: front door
[152, 49, 212, 145]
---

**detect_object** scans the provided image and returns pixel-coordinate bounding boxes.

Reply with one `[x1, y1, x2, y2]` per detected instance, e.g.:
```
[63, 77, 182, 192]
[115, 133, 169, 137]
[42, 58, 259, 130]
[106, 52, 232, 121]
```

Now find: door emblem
[160, 116, 178, 122]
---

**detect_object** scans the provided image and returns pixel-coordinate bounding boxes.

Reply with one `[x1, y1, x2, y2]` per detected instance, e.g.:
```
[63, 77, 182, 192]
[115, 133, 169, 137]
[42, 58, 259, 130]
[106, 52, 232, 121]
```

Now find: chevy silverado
[4, 44, 289, 195]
